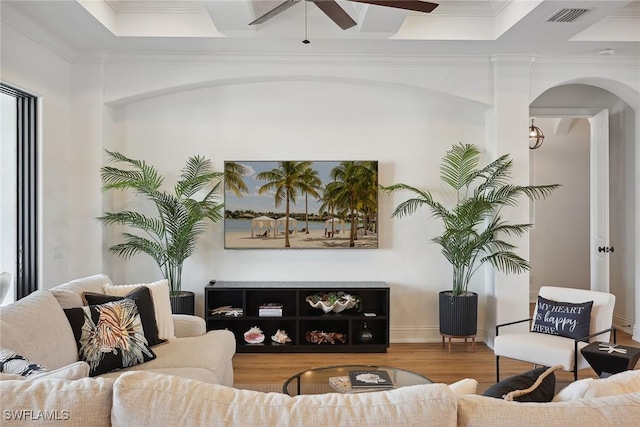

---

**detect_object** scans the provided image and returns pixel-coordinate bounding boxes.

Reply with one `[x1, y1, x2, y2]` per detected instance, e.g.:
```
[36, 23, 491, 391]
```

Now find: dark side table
[581, 342, 640, 378]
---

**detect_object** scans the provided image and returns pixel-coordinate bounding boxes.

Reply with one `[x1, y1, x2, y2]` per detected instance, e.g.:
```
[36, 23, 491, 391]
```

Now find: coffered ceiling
[2, 1, 639, 57]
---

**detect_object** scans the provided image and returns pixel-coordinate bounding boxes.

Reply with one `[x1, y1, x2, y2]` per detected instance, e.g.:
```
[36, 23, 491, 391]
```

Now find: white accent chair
[494, 286, 616, 381]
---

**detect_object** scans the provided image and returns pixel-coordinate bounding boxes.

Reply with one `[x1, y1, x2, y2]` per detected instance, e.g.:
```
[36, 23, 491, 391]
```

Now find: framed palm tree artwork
[224, 161, 378, 249]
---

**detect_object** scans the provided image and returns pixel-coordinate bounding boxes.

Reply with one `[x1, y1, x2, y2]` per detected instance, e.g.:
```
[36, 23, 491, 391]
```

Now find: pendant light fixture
[529, 118, 545, 150]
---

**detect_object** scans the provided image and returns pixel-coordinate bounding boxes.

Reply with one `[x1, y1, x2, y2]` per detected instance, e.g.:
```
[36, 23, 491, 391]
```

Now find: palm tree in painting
[256, 161, 312, 248]
[327, 161, 378, 247]
[299, 166, 323, 234]
[357, 161, 378, 235]
[320, 182, 346, 237]
[224, 162, 250, 197]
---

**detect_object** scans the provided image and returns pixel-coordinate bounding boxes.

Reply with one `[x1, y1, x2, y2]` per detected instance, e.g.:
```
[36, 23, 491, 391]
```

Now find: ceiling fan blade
[249, 0, 302, 26]
[348, 0, 438, 13]
[314, 0, 357, 30]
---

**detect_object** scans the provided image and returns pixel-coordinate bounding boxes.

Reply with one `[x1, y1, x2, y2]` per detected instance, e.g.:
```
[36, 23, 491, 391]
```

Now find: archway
[529, 83, 637, 340]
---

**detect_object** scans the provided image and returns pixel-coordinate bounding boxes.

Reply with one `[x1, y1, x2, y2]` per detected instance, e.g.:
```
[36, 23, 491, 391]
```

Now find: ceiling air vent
[546, 8, 592, 23]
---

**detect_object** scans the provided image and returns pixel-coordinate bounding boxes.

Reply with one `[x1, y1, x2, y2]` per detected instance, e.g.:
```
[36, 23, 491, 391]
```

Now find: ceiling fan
[249, 0, 439, 30]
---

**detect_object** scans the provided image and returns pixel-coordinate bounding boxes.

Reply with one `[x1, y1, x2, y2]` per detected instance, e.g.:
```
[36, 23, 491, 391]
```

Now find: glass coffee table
[282, 364, 432, 396]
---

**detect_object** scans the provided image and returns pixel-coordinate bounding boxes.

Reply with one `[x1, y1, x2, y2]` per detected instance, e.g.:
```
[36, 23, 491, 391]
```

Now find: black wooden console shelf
[205, 281, 390, 353]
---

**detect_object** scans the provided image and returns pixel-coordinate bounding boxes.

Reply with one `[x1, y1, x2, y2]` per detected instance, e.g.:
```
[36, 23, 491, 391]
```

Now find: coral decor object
[271, 329, 292, 344]
[210, 306, 243, 317]
[243, 326, 265, 344]
[305, 330, 346, 345]
[305, 291, 360, 313]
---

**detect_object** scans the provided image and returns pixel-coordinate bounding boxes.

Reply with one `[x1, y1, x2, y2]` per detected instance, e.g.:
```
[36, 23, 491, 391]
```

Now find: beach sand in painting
[225, 228, 377, 249]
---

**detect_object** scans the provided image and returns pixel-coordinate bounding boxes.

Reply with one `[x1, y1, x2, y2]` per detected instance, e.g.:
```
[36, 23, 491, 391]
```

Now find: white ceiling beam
[78, 0, 224, 37]
[203, 0, 258, 35]
[355, 3, 408, 34]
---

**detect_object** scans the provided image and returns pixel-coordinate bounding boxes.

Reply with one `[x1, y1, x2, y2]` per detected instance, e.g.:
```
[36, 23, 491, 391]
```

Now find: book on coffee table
[348, 370, 394, 389]
[328, 376, 354, 393]
[328, 376, 394, 394]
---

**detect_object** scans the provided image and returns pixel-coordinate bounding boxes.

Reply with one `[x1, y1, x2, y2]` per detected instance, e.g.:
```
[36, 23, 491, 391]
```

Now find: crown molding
[100, 51, 493, 68]
[1, 3, 76, 62]
[490, 54, 537, 67]
[532, 55, 640, 69]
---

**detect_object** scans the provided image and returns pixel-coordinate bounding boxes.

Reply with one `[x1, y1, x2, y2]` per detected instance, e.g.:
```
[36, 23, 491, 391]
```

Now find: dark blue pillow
[532, 295, 593, 340]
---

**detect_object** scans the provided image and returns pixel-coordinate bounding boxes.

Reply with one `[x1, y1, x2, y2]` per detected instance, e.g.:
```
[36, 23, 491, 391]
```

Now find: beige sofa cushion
[172, 314, 206, 337]
[106, 330, 235, 386]
[100, 367, 219, 383]
[553, 369, 640, 401]
[0, 290, 78, 370]
[53, 274, 112, 297]
[50, 289, 84, 309]
[0, 377, 113, 426]
[112, 371, 458, 427]
[457, 392, 640, 426]
[447, 378, 478, 395]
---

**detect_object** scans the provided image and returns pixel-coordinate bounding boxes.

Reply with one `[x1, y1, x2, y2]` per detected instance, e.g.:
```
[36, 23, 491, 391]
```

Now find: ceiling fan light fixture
[529, 118, 545, 150]
[249, 0, 438, 30]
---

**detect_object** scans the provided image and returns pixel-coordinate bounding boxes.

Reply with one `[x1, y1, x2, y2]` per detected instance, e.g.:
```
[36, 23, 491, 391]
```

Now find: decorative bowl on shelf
[305, 291, 360, 313]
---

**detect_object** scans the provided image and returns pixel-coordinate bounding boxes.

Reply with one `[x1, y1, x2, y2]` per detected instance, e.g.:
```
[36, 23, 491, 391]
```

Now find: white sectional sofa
[1, 370, 639, 426]
[0, 274, 235, 385]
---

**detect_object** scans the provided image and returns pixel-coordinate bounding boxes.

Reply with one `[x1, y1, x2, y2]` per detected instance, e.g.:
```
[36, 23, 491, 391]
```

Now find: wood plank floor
[233, 330, 638, 386]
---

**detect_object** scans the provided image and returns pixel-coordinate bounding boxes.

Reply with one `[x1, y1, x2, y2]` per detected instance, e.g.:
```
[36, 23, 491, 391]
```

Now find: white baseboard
[613, 312, 634, 336]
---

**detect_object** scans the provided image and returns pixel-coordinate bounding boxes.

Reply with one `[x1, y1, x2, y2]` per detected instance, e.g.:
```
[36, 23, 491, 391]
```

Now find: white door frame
[588, 109, 610, 293]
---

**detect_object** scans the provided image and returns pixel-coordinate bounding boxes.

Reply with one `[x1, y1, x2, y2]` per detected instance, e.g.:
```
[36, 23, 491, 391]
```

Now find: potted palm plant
[98, 150, 224, 315]
[382, 143, 558, 338]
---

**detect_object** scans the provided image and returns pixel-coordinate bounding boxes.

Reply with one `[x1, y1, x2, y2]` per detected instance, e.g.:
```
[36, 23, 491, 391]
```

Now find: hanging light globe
[529, 118, 545, 150]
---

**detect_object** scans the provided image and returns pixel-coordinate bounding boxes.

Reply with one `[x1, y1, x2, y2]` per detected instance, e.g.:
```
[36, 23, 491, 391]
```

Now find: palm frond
[109, 234, 166, 265]
[387, 198, 422, 218]
[101, 150, 163, 193]
[482, 251, 530, 275]
[175, 156, 223, 198]
[473, 155, 511, 194]
[97, 211, 164, 238]
[440, 143, 479, 191]
[520, 184, 562, 200]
